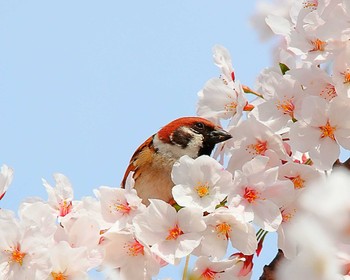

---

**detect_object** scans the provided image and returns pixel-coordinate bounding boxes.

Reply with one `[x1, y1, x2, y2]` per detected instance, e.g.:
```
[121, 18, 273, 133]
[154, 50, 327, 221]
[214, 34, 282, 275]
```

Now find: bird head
[153, 117, 232, 159]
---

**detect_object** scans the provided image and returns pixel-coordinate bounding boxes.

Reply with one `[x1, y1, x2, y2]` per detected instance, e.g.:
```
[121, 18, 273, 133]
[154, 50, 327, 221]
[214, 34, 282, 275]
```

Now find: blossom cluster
[196, 0, 350, 278]
[1, 0, 350, 279]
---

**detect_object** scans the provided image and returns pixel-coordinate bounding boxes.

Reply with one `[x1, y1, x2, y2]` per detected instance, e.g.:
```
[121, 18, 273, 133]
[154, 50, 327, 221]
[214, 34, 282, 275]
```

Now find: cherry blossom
[97, 186, 145, 230]
[226, 117, 288, 172]
[228, 156, 294, 231]
[289, 0, 320, 24]
[252, 75, 305, 132]
[18, 200, 57, 238]
[278, 161, 321, 191]
[289, 3, 349, 63]
[42, 173, 74, 217]
[54, 215, 103, 269]
[251, 0, 294, 41]
[133, 199, 206, 264]
[191, 256, 241, 280]
[277, 217, 342, 280]
[197, 207, 257, 259]
[48, 241, 91, 280]
[212, 45, 235, 83]
[333, 42, 350, 98]
[197, 77, 246, 126]
[277, 199, 300, 259]
[1, 1, 350, 279]
[102, 230, 160, 280]
[172, 155, 233, 212]
[197, 45, 248, 126]
[276, 169, 350, 279]
[299, 169, 350, 238]
[254, 67, 284, 100]
[0, 216, 50, 279]
[289, 96, 350, 170]
[287, 66, 338, 101]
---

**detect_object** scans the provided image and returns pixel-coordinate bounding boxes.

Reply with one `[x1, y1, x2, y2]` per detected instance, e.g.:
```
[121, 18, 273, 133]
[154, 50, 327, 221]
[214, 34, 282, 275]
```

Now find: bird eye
[194, 122, 204, 130]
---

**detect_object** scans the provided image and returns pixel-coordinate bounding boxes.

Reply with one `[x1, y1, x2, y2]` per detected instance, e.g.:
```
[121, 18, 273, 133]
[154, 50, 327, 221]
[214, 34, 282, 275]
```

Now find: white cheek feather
[153, 127, 203, 160]
[181, 127, 204, 157]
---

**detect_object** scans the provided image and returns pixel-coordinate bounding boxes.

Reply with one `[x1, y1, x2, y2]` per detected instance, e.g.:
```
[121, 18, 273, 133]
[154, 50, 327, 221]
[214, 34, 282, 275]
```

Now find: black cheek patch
[171, 129, 193, 148]
[198, 143, 215, 156]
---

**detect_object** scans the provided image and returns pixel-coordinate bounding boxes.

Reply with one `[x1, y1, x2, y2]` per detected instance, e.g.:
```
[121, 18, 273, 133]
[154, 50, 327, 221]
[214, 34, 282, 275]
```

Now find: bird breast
[134, 151, 176, 205]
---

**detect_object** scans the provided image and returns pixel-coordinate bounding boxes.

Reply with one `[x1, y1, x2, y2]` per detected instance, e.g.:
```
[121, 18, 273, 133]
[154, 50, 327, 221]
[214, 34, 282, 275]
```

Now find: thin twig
[182, 254, 191, 280]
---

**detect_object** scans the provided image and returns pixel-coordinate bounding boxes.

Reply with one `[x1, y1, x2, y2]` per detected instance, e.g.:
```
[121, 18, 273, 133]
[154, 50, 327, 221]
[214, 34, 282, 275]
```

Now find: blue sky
[1, 1, 278, 279]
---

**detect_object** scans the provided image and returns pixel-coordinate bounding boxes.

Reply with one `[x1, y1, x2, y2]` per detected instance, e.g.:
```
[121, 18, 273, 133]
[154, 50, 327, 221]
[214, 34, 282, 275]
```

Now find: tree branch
[259, 250, 284, 280]
[334, 157, 350, 171]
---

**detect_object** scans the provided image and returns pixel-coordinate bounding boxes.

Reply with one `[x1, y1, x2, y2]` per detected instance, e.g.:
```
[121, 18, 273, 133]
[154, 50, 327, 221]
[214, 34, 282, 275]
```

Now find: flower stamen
[281, 209, 296, 223]
[224, 100, 238, 112]
[51, 272, 68, 280]
[114, 202, 132, 214]
[247, 140, 268, 155]
[6, 244, 26, 266]
[319, 120, 336, 141]
[166, 224, 183, 240]
[125, 239, 144, 256]
[243, 187, 260, 203]
[201, 268, 218, 279]
[59, 200, 72, 217]
[303, 0, 318, 9]
[195, 182, 210, 198]
[320, 83, 337, 100]
[341, 69, 350, 84]
[285, 175, 305, 189]
[310, 38, 327, 52]
[215, 222, 232, 239]
[276, 98, 295, 118]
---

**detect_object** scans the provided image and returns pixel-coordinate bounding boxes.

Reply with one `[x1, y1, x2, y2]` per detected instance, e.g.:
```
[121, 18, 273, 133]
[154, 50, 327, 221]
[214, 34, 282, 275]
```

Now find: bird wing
[121, 135, 155, 188]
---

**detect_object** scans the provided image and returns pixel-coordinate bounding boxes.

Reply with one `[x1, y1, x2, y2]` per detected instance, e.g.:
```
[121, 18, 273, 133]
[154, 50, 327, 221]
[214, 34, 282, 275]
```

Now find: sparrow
[121, 117, 232, 205]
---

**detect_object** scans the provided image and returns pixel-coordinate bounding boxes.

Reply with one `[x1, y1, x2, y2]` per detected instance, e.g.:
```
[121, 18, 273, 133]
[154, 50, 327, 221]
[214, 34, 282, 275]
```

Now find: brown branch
[333, 157, 350, 171]
[259, 250, 285, 280]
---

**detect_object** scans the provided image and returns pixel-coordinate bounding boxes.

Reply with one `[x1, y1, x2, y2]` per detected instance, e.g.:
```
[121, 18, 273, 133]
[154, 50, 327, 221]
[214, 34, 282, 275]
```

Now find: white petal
[171, 156, 194, 185]
[309, 138, 339, 170]
[253, 200, 282, 231]
[176, 234, 202, 258]
[300, 96, 329, 127]
[178, 207, 206, 233]
[230, 222, 257, 255]
[265, 15, 291, 36]
[289, 122, 320, 152]
[200, 230, 228, 259]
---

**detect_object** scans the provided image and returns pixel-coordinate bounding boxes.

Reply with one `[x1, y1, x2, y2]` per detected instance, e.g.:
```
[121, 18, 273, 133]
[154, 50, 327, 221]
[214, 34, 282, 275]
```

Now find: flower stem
[256, 229, 268, 242]
[182, 255, 191, 280]
[260, 230, 268, 241]
[256, 228, 263, 239]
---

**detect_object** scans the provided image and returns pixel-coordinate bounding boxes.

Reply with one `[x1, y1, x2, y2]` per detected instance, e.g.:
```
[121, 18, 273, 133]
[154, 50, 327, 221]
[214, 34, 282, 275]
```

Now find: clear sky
[1, 1, 281, 279]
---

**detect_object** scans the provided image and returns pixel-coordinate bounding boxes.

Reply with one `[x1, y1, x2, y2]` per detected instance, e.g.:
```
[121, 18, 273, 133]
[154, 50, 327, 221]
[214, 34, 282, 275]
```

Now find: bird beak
[209, 128, 232, 144]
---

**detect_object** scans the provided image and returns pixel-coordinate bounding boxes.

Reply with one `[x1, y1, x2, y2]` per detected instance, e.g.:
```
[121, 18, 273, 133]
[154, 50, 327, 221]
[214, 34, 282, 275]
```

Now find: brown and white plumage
[121, 117, 232, 205]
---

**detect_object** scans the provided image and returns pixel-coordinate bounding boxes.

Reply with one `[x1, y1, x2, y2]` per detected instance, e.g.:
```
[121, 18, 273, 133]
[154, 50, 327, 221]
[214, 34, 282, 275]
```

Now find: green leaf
[279, 62, 290, 75]
[172, 203, 183, 212]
